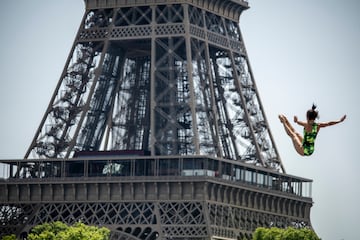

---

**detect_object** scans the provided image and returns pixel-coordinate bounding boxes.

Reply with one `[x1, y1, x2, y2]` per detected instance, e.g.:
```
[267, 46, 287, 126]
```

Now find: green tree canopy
[1, 235, 17, 240]
[253, 227, 320, 240]
[27, 221, 110, 240]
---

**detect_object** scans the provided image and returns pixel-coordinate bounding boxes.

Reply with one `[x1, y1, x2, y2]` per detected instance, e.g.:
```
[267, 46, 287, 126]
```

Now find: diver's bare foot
[278, 114, 285, 123]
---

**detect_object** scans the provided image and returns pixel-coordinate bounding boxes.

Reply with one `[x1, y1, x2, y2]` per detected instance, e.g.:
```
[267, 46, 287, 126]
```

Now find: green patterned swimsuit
[302, 123, 318, 156]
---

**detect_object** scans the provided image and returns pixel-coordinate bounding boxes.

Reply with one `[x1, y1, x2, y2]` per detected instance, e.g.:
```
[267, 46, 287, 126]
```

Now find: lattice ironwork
[0, 198, 311, 239]
[24, 1, 283, 172]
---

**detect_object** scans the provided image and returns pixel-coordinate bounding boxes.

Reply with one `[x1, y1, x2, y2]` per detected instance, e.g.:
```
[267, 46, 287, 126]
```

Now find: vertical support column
[183, 4, 200, 154]
[150, 5, 157, 156]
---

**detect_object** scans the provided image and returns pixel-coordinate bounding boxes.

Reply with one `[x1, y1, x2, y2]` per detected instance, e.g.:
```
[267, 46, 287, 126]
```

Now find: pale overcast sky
[0, 1, 359, 239]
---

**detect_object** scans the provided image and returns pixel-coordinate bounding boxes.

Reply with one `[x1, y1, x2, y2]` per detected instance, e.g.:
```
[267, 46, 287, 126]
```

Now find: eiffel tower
[0, 1, 314, 239]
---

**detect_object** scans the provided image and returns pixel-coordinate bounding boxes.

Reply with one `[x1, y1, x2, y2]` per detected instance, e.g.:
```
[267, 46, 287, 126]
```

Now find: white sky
[0, 1, 359, 239]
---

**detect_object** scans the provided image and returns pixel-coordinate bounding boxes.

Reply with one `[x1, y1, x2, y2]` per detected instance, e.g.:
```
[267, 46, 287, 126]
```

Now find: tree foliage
[1, 235, 17, 240]
[27, 221, 110, 240]
[253, 227, 320, 240]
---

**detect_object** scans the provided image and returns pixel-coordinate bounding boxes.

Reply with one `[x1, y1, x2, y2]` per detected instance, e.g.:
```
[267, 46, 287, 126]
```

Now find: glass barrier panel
[135, 159, 155, 176]
[65, 161, 85, 177]
[112, 159, 132, 176]
[89, 160, 108, 176]
[159, 158, 180, 176]
[182, 158, 207, 176]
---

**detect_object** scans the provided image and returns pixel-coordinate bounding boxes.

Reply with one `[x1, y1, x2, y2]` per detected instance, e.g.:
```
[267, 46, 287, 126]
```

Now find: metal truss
[24, 1, 284, 172]
[0, 200, 310, 240]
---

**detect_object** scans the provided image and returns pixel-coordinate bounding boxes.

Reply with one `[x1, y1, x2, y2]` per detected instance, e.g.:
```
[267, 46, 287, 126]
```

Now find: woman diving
[279, 104, 346, 156]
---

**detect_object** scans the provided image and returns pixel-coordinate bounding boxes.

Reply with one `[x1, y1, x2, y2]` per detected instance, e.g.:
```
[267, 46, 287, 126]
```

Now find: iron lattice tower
[0, 1, 314, 239]
[25, 0, 283, 171]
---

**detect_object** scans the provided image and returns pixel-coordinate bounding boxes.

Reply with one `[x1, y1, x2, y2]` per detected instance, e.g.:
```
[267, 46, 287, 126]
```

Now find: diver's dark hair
[306, 104, 319, 120]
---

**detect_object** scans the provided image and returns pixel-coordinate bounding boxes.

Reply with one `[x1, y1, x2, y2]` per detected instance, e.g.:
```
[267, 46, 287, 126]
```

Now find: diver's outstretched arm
[318, 115, 346, 128]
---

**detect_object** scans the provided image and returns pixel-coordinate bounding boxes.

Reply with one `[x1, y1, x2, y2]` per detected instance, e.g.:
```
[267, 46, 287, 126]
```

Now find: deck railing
[0, 155, 312, 198]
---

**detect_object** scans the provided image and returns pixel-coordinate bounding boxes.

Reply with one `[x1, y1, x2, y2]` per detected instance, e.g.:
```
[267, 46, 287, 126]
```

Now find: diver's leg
[281, 115, 304, 146]
[279, 115, 304, 156]
[279, 115, 297, 134]
[292, 138, 305, 156]
[279, 115, 295, 137]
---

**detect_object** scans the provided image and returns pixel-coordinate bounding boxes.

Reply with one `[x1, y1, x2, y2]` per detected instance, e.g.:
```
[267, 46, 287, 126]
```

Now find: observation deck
[0, 155, 311, 199]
